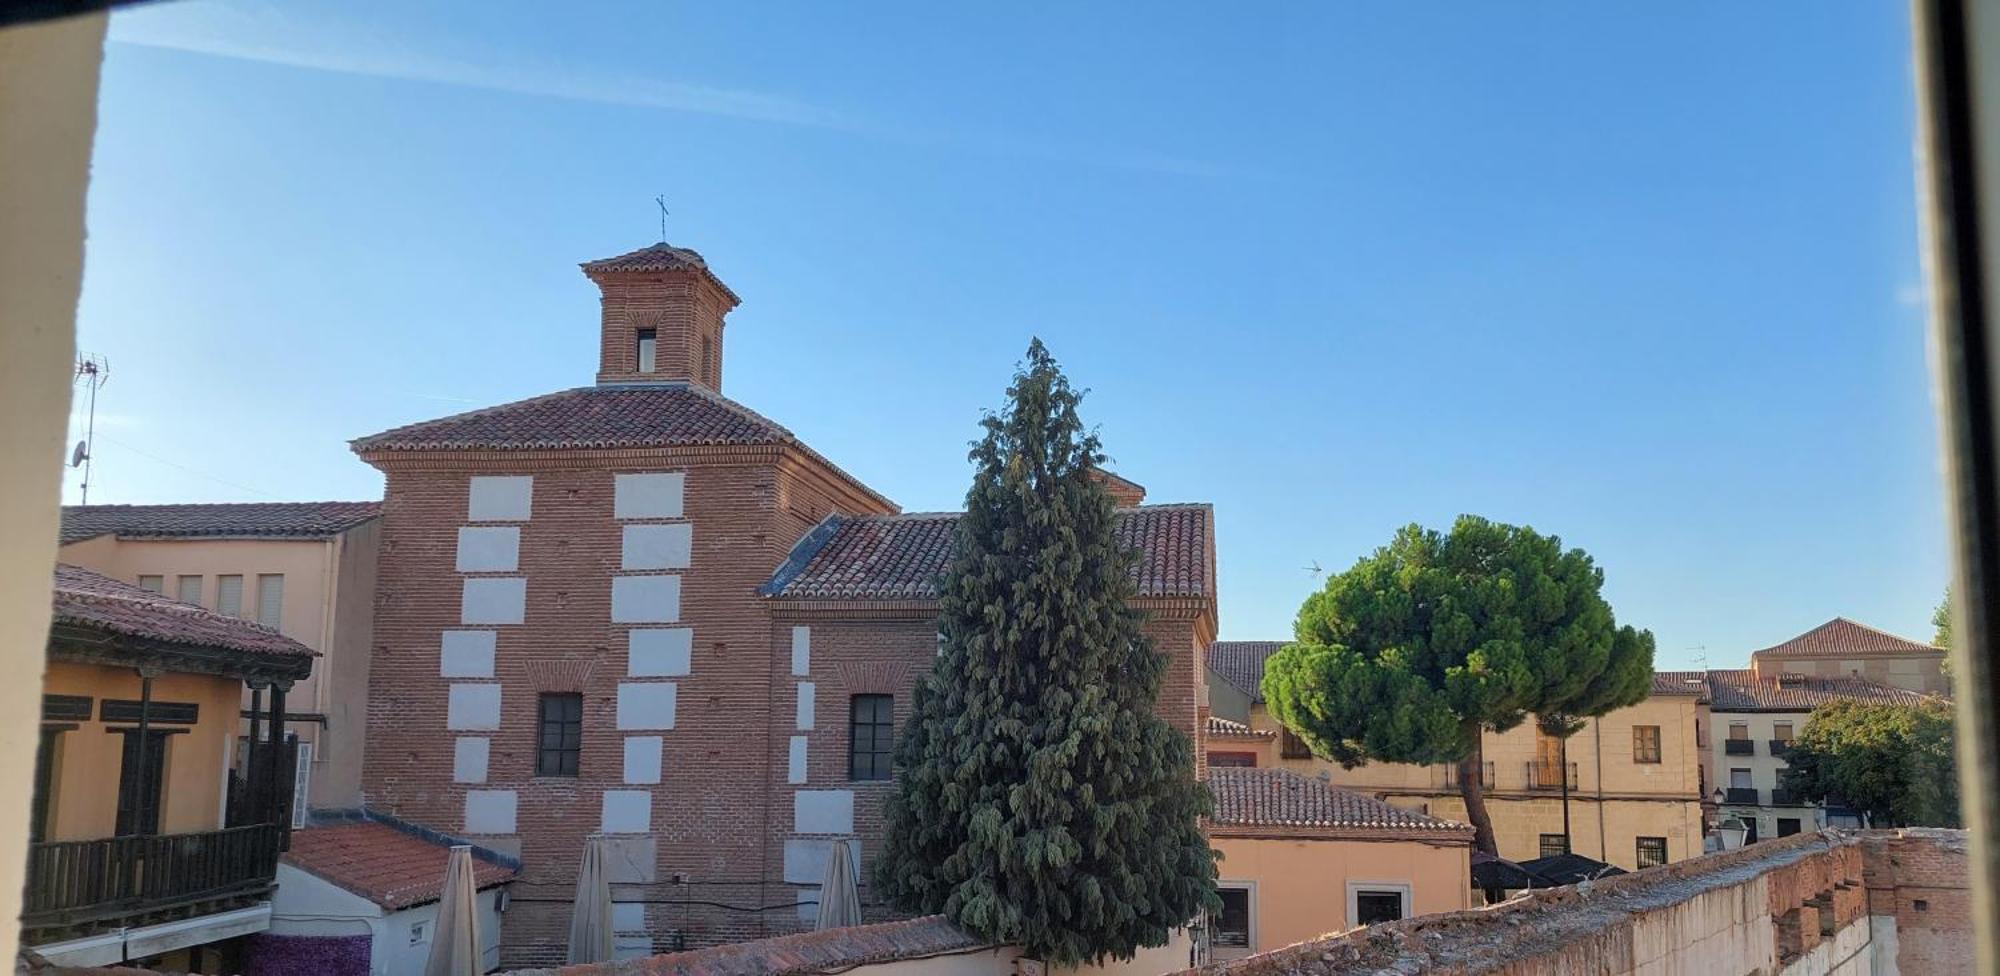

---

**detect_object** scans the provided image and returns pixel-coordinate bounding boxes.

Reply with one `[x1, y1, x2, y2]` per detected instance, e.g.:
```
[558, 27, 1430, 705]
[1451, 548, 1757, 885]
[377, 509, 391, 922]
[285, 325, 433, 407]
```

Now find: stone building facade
[351, 243, 1216, 967]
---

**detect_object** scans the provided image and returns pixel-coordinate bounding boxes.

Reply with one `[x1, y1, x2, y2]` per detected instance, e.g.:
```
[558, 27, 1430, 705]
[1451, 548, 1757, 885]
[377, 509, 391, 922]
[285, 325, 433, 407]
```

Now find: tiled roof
[1206, 640, 1286, 703]
[351, 385, 792, 453]
[514, 915, 987, 976]
[763, 504, 1213, 601]
[579, 242, 742, 304]
[1206, 715, 1274, 740]
[50, 564, 314, 664]
[283, 820, 516, 910]
[1650, 670, 1711, 699]
[1705, 668, 1937, 712]
[60, 501, 380, 545]
[1207, 767, 1472, 837]
[1752, 617, 1940, 658]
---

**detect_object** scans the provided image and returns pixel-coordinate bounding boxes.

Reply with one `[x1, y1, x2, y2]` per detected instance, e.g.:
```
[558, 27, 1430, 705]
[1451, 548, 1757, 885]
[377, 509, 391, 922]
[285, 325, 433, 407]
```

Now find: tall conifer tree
[872, 340, 1217, 965]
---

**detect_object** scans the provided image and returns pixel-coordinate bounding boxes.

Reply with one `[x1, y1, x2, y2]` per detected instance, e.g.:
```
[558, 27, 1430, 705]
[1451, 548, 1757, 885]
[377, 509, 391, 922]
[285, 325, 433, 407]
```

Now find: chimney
[1090, 469, 1147, 507]
[582, 243, 742, 390]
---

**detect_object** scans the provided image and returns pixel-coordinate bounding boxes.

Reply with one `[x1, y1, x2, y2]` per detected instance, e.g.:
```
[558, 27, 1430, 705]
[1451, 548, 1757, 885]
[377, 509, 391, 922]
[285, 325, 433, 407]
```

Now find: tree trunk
[1457, 724, 1498, 856]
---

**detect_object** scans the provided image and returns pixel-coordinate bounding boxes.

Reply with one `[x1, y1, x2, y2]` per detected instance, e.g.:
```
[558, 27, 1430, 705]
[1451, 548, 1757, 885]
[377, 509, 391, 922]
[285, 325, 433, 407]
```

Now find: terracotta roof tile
[1751, 618, 1939, 658]
[1206, 716, 1274, 740]
[512, 915, 986, 976]
[1206, 641, 1286, 703]
[351, 385, 791, 453]
[283, 821, 516, 911]
[1705, 668, 1937, 712]
[60, 501, 380, 545]
[762, 504, 1212, 601]
[1207, 767, 1472, 837]
[579, 242, 742, 304]
[1650, 670, 1711, 699]
[50, 564, 314, 666]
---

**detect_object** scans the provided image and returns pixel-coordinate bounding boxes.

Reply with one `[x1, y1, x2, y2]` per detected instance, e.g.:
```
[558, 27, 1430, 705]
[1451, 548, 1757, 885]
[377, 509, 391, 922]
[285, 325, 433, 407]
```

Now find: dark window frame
[849, 694, 894, 781]
[635, 328, 658, 374]
[1208, 751, 1258, 768]
[1636, 836, 1668, 868]
[1279, 728, 1312, 760]
[536, 693, 583, 777]
[1539, 833, 1570, 858]
[1213, 886, 1251, 948]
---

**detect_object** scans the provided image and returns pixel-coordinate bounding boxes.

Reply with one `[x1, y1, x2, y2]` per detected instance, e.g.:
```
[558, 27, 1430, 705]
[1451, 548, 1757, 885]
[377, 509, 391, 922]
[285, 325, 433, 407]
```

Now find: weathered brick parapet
[1183, 829, 1968, 976]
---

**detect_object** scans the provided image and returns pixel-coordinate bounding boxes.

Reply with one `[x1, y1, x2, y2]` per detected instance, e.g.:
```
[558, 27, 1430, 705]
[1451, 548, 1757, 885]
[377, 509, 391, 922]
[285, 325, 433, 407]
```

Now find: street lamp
[1717, 817, 1749, 851]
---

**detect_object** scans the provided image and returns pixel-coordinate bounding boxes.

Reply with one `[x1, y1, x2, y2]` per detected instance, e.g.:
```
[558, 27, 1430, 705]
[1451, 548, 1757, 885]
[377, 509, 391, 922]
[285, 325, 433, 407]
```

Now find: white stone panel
[796, 681, 815, 730]
[456, 526, 521, 572]
[627, 628, 692, 676]
[447, 684, 502, 730]
[440, 630, 496, 678]
[461, 578, 526, 625]
[604, 837, 656, 884]
[791, 626, 811, 677]
[613, 936, 653, 961]
[453, 737, 489, 783]
[616, 682, 678, 730]
[787, 735, 808, 785]
[610, 576, 680, 623]
[796, 887, 820, 924]
[623, 736, 663, 784]
[614, 472, 685, 520]
[621, 524, 692, 570]
[464, 790, 517, 834]
[468, 476, 533, 522]
[601, 790, 652, 834]
[612, 903, 647, 934]
[783, 837, 862, 884]
[794, 790, 855, 834]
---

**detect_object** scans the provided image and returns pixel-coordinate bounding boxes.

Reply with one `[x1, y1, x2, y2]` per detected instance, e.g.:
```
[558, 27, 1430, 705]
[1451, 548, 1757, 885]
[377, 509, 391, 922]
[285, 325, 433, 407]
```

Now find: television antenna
[73, 354, 110, 504]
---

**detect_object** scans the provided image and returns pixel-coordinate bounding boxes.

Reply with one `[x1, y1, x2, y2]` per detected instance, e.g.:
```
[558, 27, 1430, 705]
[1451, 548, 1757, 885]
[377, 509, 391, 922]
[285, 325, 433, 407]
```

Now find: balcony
[1770, 789, 1801, 806]
[22, 824, 283, 931]
[1724, 739, 1756, 756]
[1724, 787, 1761, 805]
[1768, 740, 1793, 758]
[1440, 761, 1495, 790]
[1526, 761, 1578, 791]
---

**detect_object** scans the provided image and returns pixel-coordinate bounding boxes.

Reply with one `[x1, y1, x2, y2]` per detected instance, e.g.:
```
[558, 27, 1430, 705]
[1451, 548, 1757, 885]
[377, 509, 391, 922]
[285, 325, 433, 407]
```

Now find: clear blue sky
[72, 1, 1944, 668]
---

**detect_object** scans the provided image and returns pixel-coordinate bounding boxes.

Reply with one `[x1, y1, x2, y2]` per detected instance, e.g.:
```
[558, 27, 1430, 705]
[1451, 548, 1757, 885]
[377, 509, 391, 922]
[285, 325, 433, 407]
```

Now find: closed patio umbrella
[814, 839, 863, 930]
[425, 845, 483, 976]
[567, 834, 616, 964]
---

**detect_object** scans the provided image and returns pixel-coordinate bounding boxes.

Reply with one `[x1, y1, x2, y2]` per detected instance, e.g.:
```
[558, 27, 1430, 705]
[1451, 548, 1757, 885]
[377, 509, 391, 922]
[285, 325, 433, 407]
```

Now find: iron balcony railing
[1724, 739, 1756, 756]
[22, 824, 283, 929]
[1526, 761, 1578, 791]
[1725, 787, 1762, 805]
[1770, 788, 1801, 806]
[1440, 761, 1495, 790]
[1768, 739, 1794, 758]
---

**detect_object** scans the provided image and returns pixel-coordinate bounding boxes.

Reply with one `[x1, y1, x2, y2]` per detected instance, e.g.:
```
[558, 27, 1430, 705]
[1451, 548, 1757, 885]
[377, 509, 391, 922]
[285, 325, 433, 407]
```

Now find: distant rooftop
[1706, 668, 1937, 712]
[1206, 640, 1286, 703]
[50, 564, 314, 670]
[60, 501, 380, 545]
[284, 819, 516, 911]
[1207, 767, 1472, 839]
[1751, 617, 1939, 659]
[763, 505, 1213, 602]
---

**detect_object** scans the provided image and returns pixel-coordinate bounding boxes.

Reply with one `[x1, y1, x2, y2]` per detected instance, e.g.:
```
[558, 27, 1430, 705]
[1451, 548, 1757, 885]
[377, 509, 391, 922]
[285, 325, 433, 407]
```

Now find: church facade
[351, 243, 1217, 966]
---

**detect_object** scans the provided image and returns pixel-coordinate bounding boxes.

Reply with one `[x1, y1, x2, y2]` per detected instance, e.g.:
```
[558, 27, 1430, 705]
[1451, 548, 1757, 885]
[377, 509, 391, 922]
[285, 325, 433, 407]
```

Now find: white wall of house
[270, 864, 506, 975]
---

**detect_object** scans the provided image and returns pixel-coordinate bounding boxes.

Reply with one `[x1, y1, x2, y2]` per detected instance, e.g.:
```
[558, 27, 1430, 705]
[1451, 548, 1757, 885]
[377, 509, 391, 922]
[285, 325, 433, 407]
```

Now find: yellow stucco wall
[1209, 834, 1471, 955]
[40, 661, 241, 841]
[57, 532, 376, 810]
[1245, 693, 1705, 870]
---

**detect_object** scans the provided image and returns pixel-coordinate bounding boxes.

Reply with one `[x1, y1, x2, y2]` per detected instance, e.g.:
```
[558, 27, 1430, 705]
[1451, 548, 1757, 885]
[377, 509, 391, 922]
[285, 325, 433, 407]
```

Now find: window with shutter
[177, 575, 202, 605]
[257, 574, 284, 629]
[215, 575, 244, 616]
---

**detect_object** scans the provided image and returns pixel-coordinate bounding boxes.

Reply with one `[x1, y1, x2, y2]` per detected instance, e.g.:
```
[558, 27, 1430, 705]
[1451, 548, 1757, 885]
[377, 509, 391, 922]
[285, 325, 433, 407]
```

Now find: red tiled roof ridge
[1207, 766, 1473, 836]
[50, 564, 315, 661]
[61, 500, 382, 545]
[578, 241, 744, 304]
[283, 819, 517, 911]
[1751, 616, 1937, 658]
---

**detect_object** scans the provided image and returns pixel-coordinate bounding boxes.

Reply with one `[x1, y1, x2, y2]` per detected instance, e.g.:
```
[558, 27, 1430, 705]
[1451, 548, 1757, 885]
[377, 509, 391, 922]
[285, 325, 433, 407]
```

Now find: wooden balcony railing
[22, 824, 283, 929]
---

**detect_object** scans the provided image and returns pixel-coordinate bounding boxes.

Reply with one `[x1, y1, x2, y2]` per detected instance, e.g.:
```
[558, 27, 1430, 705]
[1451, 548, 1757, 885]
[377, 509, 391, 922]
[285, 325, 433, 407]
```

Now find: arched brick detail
[831, 661, 912, 696]
[521, 657, 595, 693]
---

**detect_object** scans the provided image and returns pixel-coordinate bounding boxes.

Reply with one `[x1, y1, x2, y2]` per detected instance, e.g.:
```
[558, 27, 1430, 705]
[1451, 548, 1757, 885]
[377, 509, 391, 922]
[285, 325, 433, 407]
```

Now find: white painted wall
[269, 865, 510, 976]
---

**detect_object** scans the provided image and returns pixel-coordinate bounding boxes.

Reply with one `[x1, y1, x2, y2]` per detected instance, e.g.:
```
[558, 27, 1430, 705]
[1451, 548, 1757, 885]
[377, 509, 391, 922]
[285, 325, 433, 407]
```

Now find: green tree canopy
[1262, 517, 1654, 854]
[1780, 699, 1960, 828]
[1934, 586, 1953, 648]
[871, 339, 1216, 965]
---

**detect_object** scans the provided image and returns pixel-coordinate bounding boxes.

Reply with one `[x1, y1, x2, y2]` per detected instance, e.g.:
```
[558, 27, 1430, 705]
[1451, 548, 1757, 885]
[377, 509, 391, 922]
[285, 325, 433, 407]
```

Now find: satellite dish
[70, 440, 89, 468]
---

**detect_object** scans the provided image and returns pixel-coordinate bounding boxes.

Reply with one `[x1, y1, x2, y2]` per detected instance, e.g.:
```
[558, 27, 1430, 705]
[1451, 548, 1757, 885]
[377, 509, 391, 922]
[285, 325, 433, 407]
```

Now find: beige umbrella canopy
[425, 845, 484, 976]
[568, 834, 616, 964]
[814, 839, 863, 931]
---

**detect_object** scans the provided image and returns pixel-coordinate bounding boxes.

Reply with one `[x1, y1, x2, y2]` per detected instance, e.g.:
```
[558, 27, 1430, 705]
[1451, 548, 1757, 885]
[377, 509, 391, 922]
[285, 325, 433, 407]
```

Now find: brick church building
[350, 242, 1218, 966]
